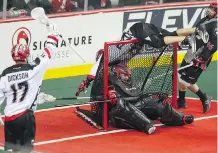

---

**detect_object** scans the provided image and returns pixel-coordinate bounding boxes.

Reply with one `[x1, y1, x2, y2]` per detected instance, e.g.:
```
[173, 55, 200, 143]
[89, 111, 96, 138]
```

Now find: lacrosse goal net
[102, 39, 178, 129]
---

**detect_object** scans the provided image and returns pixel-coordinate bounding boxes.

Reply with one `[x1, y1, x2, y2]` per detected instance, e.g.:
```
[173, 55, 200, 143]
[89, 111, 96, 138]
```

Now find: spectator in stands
[163, 0, 187, 3]
[78, 0, 112, 10]
[118, 0, 142, 6]
[49, 0, 82, 13]
[7, 0, 38, 18]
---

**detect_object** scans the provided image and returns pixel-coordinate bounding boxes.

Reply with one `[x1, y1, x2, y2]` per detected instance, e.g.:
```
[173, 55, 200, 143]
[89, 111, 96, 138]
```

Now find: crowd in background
[0, 0, 213, 19]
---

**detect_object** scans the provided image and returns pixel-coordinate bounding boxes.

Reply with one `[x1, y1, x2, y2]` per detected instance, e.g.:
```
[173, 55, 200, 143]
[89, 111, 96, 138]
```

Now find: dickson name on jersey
[8, 72, 28, 82]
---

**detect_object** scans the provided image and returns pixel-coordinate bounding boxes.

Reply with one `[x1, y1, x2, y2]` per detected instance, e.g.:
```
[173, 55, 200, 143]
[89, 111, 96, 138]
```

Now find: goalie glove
[46, 23, 59, 36]
[107, 90, 117, 104]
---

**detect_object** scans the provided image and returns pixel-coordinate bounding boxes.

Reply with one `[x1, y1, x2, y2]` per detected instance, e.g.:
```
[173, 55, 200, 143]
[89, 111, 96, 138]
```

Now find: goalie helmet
[112, 64, 132, 84]
[11, 44, 30, 62]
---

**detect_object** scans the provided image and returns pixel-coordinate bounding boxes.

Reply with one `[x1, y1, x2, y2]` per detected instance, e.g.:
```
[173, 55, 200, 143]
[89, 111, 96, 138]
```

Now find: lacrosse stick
[30, 7, 85, 63]
[52, 92, 165, 107]
[36, 92, 144, 107]
[55, 96, 147, 107]
[177, 62, 194, 71]
[36, 92, 93, 104]
[55, 100, 111, 107]
[35, 92, 109, 106]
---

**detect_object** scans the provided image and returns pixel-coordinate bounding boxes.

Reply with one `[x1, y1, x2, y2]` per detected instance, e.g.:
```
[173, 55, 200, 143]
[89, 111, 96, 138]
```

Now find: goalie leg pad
[109, 99, 155, 134]
[160, 102, 194, 126]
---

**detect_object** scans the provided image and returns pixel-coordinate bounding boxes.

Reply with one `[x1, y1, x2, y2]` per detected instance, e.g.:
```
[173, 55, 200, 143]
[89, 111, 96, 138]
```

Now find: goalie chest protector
[109, 75, 142, 98]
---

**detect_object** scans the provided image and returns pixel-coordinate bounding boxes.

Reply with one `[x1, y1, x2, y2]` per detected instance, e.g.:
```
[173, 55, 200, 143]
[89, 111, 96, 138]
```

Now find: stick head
[31, 7, 49, 25]
[36, 92, 56, 104]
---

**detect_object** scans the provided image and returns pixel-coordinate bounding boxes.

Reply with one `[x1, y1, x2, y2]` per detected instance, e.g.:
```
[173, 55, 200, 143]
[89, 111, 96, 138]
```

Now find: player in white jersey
[0, 23, 59, 153]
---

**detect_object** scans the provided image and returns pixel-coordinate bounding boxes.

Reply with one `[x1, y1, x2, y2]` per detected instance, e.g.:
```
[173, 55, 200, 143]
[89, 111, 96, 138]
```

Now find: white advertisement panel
[0, 12, 123, 72]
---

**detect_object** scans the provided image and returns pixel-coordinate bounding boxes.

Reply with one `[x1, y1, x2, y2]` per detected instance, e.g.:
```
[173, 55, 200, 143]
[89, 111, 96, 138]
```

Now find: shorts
[4, 110, 36, 152]
[178, 60, 203, 87]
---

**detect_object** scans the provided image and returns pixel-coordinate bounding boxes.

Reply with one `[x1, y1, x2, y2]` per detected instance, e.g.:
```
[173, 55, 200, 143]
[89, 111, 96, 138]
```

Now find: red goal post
[103, 39, 178, 129]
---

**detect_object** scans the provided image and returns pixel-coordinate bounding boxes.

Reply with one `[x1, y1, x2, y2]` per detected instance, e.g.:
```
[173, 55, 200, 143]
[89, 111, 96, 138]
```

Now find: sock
[179, 90, 186, 100]
[196, 89, 206, 101]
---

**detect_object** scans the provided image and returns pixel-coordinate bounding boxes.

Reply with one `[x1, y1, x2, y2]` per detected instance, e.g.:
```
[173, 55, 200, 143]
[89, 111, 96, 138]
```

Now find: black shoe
[177, 98, 187, 109]
[183, 115, 194, 124]
[200, 95, 212, 113]
[144, 124, 156, 135]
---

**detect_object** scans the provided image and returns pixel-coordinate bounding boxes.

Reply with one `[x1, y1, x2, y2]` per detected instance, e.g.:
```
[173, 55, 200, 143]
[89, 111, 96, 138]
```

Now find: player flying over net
[177, 2, 217, 113]
[0, 23, 59, 152]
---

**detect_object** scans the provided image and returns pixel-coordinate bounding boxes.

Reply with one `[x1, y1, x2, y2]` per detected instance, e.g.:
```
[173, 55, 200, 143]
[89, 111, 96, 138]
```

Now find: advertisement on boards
[0, 12, 123, 72]
[122, 4, 209, 53]
[123, 5, 208, 31]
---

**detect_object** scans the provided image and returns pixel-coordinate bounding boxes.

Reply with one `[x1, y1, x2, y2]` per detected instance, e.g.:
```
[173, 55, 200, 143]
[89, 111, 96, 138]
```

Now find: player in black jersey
[121, 22, 194, 49]
[177, 2, 217, 113]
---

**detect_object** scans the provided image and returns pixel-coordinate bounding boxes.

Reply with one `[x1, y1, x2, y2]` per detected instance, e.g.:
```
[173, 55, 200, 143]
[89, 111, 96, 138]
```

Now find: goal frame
[103, 39, 178, 129]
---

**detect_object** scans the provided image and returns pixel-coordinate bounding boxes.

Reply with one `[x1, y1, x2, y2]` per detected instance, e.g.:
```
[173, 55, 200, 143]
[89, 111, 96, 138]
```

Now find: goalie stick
[30, 7, 85, 63]
[55, 100, 111, 107]
[74, 107, 105, 131]
[54, 97, 140, 107]
[54, 92, 168, 107]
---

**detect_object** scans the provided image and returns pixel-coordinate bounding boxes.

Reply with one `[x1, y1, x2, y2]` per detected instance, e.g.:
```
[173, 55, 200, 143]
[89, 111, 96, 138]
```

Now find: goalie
[75, 49, 194, 134]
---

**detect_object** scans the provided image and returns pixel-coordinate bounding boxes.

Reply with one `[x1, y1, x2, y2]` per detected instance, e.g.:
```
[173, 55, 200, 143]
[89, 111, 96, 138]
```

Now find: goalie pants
[134, 99, 188, 126]
[109, 99, 154, 132]
[4, 110, 35, 153]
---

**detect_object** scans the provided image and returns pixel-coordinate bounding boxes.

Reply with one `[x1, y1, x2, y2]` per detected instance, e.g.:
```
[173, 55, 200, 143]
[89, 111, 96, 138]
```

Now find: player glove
[75, 77, 94, 96]
[192, 57, 206, 71]
[75, 80, 87, 96]
[107, 90, 117, 104]
[181, 36, 191, 46]
[46, 23, 59, 36]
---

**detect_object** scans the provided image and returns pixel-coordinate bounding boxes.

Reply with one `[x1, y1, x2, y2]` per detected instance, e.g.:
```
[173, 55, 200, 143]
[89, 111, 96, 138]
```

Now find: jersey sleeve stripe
[48, 36, 59, 43]
[44, 48, 51, 59]
[5, 109, 28, 122]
